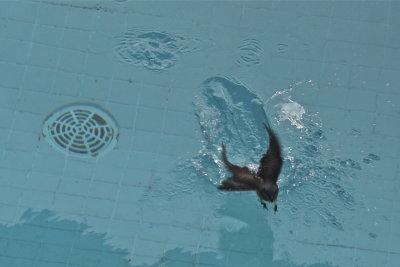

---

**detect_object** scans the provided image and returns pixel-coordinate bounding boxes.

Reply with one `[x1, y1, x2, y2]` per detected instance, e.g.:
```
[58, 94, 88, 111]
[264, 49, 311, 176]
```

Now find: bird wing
[257, 124, 283, 183]
[218, 167, 259, 191]
[218, 144, 259, 191]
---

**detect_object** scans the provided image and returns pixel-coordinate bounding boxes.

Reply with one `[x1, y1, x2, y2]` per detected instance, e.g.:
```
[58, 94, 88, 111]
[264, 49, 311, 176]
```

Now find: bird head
[259, 183, 279, 203]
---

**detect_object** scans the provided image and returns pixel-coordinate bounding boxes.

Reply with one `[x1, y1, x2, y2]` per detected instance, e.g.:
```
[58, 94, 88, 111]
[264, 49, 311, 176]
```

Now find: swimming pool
[0, 1, 399, 266]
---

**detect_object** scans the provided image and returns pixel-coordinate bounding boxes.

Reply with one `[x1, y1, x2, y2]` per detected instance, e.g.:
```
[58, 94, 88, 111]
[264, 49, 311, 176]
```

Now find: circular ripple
[43, 103, 119, 158]
[115, 30, 198, 70]
[236, 39, 262, 66]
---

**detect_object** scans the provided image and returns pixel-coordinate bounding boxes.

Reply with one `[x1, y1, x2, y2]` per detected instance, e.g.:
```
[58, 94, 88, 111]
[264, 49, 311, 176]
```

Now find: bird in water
[218, 124, 283, 212]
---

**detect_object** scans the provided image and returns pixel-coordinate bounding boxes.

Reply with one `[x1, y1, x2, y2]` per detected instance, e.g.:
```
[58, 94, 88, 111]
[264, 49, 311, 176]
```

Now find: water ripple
[236, 39, 262, 67]
[115, 29, 202, 70]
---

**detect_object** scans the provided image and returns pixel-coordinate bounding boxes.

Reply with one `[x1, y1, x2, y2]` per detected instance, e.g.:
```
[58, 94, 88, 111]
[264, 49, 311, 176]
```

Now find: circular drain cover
[43, 103, 119, 158]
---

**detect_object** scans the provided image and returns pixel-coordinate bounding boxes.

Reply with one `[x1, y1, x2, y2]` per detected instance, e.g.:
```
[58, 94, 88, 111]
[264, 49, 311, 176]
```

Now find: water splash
[192, 76, 270, 184]
[266, 81, 361, 230]
[176, 77, 361, 231]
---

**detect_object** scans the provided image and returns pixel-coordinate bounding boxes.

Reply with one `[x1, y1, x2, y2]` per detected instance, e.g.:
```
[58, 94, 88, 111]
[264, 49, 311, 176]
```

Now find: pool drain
[42, 103, 119, 158]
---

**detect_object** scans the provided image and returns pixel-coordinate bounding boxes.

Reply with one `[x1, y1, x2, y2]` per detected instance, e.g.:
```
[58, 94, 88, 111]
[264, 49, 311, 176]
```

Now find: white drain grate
[43, 103, 119, 158]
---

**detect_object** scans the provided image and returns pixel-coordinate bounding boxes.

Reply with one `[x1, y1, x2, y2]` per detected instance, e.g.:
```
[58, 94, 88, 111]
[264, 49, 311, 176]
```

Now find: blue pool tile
[383, 48, 400, 71]
[129, 255, 161, 266]
[375, 114, 400, 137]
[68, 246, 102, 266]
[6, 130, 39, 151]
[331, 1, 363, 21]
[107, 104, 135, 130]
[320, 62, 351, 87]
[327, 19, 361, 43]
[324, 40, 357, 65]
[317, 86, 348, 109]
[85, 54, 114, 78]
[0, 2, 12, 18]
[19, 189, 54, 209]
[159, 134, 199, 156]
[343, 110, 375, 134]
[137, 222, 170, 243]
[351, 44, 386, 69]
[13, 110, 43, 133]
[132, 129, 163, 153]
[29, 43, 60, 69]
[0, 168, 27, 188]
[0, 150, 35, 170]
[386, 24, 400, 49]
[73, 231, 110, 252]
[163, 110, 196, 137]
[224, 250, 262, 267]
[0, 87, 19, 109]
[60, 28, 91, 51]
[25, 171, 59, 192]
[376, 93, 400, 116]
[63, 158, 97, 181]
[33, 153, 66, 175]
[295, 15, 330, 40]
[141, 205, 173, 225]
[97, 250, 131, 267]
[9, 1, 38, 22]
[5, 239, 41, 259]
[370, 136, 400, 159]
[358, 22, 388, 46]
[196, 247, 225, 266]
[167, 225, 201, 247]
[52, 193, 86, 214]
[379, 69, 400, 93]
[93, 164, 125, 184]
[58, 49, 88, 74]
[135, 106, 164, 132]
[35, 261, 67, 267]
[83, 198, 115, 218]
[33, 24, 63, 47]
[88, 180, 119, 200]
[345, 89, 377, 112]
[358, 1, 389, 23]
[109, 79, 140, 106]
[0, 236, 8, 254]
[349, 65, 381, 91]
[134, 239, 165, 258]
[140, 83, 169, 109]
[1, 18, 34, 42]
[387, 254, 400, 267]
[0, 256, 39, 267]
[58, 177, 90, 196]
[112, 201, 143, 222]
[108, 219, 140, 238]
[0, 60, 26, 87]
[23, 66, 55, 93]
[64, 7, 96, 32]
[80, 76, 111, 101]
[126, 151, 159, 171]
[114, 184, 147, 204]
[0, 107, 15, 130]
[166, 87, 195, 113]
[52, 70, 82, 96]
[36, 5, 67, 27]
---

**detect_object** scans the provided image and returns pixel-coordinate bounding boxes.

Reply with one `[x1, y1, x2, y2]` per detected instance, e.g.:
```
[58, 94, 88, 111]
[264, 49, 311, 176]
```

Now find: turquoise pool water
[0, 1, 399, 266]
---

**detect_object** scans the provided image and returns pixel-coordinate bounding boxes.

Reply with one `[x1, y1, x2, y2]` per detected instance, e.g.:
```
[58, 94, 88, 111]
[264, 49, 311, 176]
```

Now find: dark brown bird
[218, 124, 282, 212]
